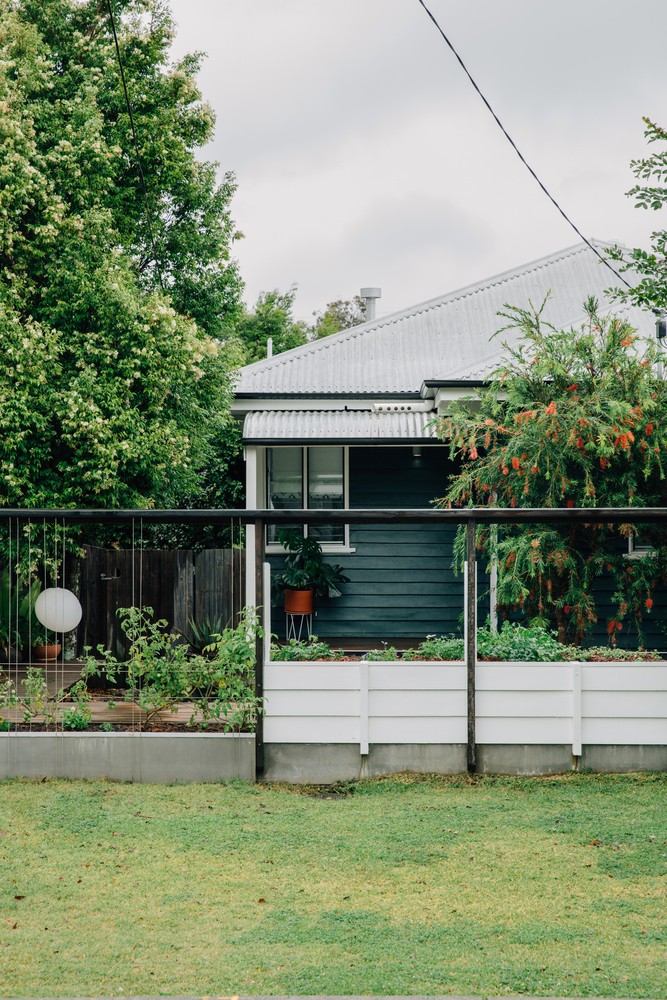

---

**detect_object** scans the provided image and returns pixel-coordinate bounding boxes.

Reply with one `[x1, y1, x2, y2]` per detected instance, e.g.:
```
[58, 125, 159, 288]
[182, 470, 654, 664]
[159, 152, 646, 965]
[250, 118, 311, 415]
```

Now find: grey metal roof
[242, 409, 440, 443]
[235, 241, 655, 397]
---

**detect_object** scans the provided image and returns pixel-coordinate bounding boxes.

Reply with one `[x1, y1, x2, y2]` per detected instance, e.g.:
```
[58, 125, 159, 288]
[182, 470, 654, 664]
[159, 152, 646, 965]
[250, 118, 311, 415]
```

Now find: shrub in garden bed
[270, 623, 664, 663]
[0, 605, 265, 732]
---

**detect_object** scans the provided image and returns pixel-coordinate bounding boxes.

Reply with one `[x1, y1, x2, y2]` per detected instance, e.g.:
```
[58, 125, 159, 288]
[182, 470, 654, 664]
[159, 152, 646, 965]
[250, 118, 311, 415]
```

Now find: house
[232, 240, 655, 643]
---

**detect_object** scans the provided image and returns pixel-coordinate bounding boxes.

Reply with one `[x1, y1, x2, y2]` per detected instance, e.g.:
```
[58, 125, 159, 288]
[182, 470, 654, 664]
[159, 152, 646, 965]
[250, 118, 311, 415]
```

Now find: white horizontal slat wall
[582, 665, 667, 746]
[264, 664, 361, 744]
[476, 663, 574, 745]
[264, 662, 466, 745]
[263, 660, 667, 753]
[368, 663, 467, 744]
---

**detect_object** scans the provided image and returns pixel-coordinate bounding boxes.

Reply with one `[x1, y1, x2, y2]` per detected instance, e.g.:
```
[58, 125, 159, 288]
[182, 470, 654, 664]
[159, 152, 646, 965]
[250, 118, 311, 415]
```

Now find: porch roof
[242, 408, 441, 444]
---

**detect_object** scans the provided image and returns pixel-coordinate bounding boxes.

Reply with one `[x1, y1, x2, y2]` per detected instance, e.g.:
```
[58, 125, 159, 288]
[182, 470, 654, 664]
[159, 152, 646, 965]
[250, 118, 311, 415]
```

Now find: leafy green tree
[233, 287, 308, 364]
[0, 0, 242, 511]
[608, 118, 667, 314]
[438, 298, 667, 644]
[309, 296, 365, 339]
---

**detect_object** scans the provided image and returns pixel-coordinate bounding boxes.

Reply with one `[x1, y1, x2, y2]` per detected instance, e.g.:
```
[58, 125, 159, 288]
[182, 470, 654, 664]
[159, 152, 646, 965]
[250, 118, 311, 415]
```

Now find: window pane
[308, 447, 344, 543]
[267, 448, 303, 543]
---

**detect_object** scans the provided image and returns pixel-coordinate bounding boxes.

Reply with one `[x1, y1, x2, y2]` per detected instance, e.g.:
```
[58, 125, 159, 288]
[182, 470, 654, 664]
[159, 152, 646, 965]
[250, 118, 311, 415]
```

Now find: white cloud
[169, 0, 667, 317]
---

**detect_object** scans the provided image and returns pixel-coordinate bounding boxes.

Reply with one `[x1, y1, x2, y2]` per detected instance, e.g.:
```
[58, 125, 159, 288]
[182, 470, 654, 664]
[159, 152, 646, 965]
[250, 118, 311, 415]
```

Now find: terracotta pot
[31, 643, 62, 662]
[283, 587, 314, 614]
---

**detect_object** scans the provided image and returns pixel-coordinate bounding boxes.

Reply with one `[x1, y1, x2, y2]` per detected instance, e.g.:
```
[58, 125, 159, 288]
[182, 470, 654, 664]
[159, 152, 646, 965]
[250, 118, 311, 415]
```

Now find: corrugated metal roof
[235, 241, 655, 397]
[243, 409, 440, 443]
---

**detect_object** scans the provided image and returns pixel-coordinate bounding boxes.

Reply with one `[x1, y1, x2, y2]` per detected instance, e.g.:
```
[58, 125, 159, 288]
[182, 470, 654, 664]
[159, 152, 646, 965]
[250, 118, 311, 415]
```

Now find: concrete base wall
[0, 733, 255, 783]
[263, 744, 467, 783]
[581, 744, 667, 773]
[262, 743, 667, 782]
[476, 744, 575, 776]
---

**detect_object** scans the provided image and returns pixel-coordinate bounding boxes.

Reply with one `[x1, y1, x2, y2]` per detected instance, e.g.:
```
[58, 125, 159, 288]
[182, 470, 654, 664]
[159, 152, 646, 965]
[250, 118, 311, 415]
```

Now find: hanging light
[35, 588, 83, 634]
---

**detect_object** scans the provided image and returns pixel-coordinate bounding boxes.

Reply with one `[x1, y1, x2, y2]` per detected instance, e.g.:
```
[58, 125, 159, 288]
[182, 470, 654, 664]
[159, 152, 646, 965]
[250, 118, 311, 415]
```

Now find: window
[267, 446, 346, 546]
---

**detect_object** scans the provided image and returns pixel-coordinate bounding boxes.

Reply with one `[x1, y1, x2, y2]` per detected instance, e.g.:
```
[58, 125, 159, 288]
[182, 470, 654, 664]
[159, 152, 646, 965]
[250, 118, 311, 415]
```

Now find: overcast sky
[168, 0, 667, 322]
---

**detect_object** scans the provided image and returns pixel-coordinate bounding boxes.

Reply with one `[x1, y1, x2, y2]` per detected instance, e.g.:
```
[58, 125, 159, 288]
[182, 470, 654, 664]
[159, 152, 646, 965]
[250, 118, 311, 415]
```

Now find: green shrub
[83, 605, 264, 731]
[270, 636, 340, 661]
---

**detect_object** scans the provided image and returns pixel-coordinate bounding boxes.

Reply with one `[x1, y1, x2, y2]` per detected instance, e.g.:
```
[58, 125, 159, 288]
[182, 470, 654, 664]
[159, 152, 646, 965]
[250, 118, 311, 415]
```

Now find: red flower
[566, 499, 574, 508]
[469, 447, 478, 460]
[607, 621, 616, 635]
[621, 336, 633, 347]
[646, 598, 654, 610]
[566, 383, 578, 392]
[511, 456, 520, 470]
[545, 401, 557, 415]
[564, 605, 571, 614]
[646, 423, 654, 435]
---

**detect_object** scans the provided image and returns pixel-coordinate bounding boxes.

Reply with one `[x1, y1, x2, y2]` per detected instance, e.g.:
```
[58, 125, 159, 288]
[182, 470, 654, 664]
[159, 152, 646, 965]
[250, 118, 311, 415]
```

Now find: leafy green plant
[83, 605, 264, 731]
[270, 637, 341, 661]
[62, 705, 92, 731]
[273, 529, 349, 598]
[0, 566, 43, 654]
[477, 621, 571, 661]
[364, 644, 402, 661]
[576, 645, 663, 662]
[439, 297, 667, 644]
[415, 634, 465, 660]
[100, 721, 114, 733]
[185, 614, 226, 655]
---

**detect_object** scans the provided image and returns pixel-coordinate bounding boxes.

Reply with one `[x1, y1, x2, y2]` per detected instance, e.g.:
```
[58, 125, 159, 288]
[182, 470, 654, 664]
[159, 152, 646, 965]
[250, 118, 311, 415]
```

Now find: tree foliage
[232, 287, 308, 364]
[437, 298, 667, 644]
[0, 0, 243, 510]
[309, 296, 365, 340]
[607, 118, 667, 314]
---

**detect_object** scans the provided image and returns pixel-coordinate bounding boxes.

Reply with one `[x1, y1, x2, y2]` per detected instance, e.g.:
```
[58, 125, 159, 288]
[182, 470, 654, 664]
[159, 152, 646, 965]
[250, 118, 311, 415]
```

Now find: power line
[415, 0, 634, 292]
[106, 0, 165, 291]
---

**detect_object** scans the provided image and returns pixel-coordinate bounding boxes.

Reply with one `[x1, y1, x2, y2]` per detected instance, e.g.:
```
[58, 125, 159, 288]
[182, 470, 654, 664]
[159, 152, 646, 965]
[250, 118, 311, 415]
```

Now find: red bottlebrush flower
[621, 336, 633, 347]
[645, 423, 654, 435]
[566, 383, 578, 392]
[484, 418, 494, 426]
[511, 456, 520, 470]
[576, 437, 584, 449]
[545, 401, 557, 415]
[531, 465, 538, 474]
[566, 499, 574, 508]
[469, 447, 478, 460]
[564, 605, 571, 614]
[531, 539, 539, 549]
[646, 597, 654, 610]
[599, 457, 608, 470]
[607, 620, 616, 635]
[502, 467, 509, 475]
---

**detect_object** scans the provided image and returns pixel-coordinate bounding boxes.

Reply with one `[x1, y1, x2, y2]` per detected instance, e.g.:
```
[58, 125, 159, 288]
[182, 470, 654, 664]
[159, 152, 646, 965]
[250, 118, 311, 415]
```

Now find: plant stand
[286, 611, 313, 642]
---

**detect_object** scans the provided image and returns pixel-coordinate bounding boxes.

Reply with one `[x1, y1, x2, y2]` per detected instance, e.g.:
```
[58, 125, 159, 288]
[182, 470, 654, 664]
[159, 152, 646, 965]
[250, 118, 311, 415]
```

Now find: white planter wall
[264, 660, 667, 756]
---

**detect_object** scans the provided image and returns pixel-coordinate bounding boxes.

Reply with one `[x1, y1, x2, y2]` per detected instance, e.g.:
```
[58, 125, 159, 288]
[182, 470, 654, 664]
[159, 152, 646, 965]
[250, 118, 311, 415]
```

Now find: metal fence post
[254, 516, 265, 777]
[466, 518, 477, 773]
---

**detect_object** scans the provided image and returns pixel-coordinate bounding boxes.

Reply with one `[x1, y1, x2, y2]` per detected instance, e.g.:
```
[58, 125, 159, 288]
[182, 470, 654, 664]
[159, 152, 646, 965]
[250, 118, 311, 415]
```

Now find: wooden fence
[77, 546, 245, 655]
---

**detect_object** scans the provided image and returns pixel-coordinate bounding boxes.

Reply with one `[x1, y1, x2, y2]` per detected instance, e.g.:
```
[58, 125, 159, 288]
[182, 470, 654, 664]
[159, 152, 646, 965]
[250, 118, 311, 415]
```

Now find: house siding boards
[272, 446, 476, 641]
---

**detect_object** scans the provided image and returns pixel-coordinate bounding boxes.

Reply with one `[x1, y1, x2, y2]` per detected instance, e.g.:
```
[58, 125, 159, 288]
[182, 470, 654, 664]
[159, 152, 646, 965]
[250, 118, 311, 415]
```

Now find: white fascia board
[231, 396, 424, 416]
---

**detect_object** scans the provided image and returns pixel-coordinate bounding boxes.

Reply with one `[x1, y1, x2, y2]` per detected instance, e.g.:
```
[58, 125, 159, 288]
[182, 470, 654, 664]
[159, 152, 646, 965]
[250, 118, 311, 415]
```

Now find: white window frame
[264, 445, 354, 554]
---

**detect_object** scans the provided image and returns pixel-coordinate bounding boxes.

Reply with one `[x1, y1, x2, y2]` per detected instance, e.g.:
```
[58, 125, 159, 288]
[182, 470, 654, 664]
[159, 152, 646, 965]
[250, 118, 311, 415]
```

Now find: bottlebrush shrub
[437, 296, 667, 645]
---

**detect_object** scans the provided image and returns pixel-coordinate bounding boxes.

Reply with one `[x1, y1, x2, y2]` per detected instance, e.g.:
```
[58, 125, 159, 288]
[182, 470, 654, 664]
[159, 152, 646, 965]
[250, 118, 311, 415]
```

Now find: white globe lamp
[35, 588, 83, 634]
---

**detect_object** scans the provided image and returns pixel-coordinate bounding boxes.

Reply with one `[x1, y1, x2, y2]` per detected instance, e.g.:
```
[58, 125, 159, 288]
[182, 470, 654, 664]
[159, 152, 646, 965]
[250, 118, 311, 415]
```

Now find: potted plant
[0, 568, 46, 662]
[273, 529, 349, 614]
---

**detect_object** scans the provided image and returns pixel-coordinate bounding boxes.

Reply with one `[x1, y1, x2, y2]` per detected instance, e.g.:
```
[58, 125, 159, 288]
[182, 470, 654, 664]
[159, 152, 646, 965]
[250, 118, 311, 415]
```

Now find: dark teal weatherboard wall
[272, 445, 479, 642]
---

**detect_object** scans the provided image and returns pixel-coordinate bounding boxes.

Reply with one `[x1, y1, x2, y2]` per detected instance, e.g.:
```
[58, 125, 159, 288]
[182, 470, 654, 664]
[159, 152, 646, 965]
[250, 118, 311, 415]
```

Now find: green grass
[0, 773, 665, 997]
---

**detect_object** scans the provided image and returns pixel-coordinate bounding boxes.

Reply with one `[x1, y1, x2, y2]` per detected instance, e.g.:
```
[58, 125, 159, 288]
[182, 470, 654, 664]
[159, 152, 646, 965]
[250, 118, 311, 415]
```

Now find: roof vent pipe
[360, 287, 381, 322]
[266, 337, 273, 358]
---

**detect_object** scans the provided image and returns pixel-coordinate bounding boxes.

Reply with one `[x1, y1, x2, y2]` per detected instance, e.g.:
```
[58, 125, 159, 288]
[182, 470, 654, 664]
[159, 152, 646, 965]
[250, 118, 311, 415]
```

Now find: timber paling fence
[0, 506, 666, 781]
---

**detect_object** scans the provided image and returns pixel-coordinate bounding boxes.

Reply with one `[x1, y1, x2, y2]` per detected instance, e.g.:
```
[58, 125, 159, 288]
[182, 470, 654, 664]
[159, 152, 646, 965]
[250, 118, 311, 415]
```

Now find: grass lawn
[0, 773, 665, 998]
